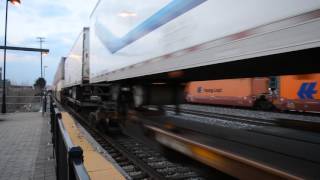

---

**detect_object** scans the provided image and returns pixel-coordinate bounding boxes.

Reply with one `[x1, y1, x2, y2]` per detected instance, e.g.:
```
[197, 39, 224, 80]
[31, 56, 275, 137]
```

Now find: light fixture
[9, 0, 21, 6]
[42, 51, 49, 56]
[118, 11, 137, 18]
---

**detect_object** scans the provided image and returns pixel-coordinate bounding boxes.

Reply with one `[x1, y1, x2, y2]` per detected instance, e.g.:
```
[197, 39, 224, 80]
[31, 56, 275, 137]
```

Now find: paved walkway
[0, 112, 55, 180]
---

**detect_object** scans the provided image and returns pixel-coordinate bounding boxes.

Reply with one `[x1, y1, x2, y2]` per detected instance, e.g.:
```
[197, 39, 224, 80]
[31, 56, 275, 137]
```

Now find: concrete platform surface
[0, 112, 55, 180]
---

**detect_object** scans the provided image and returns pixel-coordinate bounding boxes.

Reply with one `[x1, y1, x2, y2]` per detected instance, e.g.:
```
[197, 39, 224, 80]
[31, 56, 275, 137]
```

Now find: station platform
[60, 112, 126, 179]
[0, 112, 55, 180]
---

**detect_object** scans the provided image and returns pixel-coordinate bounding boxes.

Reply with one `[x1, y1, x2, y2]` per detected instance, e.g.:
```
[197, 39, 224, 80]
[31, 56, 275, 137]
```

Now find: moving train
[52, 1, 320, 123]
[52, 1, 320, 177]
[186, 74, 320, 112]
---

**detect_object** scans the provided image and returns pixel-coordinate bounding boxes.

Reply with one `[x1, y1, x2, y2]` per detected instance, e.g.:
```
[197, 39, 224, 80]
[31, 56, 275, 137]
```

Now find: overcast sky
[0, 0, 97, 85]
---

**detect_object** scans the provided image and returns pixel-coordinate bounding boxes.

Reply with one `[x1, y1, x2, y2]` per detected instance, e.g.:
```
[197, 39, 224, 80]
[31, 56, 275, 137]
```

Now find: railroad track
[65, 106, 207, 180]
[164, 106, 276, 126]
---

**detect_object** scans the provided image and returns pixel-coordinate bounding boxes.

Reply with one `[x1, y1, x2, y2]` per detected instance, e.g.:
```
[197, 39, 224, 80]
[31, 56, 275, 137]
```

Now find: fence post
[55, 112, 62, 179]
[50, 98, 55, 134]
[44, 95, 47, 113]
[68, 146, 84, 180]
[49, 96, 55, 159]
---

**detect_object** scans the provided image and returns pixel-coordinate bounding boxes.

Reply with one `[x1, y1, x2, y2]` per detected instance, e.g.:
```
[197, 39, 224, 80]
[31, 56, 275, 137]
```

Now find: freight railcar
[186, 74, 320, 112]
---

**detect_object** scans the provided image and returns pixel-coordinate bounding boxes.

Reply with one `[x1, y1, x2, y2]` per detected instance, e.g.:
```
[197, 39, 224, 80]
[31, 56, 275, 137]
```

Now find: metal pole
[2, 0, 9, 113]
[40, 43, 42, 77]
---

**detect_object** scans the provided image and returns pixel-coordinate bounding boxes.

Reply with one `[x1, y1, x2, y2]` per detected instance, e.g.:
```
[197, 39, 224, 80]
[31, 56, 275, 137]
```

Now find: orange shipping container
[279, 74, 320, 100]
[274, 73, 320, 112]
[186, 78, 269, 107]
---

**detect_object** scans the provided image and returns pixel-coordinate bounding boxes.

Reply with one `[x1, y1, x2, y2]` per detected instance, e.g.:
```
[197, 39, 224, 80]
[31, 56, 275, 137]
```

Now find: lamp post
[2, 0, 21, 114]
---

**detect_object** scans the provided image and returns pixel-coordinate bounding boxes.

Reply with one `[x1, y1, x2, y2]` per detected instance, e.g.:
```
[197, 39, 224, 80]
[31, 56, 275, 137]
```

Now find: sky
[0, 0, 98, 85]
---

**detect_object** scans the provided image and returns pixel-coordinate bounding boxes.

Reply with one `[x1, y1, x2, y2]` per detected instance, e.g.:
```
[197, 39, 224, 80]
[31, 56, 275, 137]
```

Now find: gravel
[166, 111, 257, 130]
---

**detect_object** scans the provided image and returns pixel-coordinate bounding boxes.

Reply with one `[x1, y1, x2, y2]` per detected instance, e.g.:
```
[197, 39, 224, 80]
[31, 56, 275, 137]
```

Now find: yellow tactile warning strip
[61, 112, 125, 180]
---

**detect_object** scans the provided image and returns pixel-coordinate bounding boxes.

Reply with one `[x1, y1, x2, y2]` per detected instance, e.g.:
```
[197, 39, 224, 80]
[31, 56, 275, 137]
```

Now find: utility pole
[37, 37, 45, 78]
[43, 65, 48, 79]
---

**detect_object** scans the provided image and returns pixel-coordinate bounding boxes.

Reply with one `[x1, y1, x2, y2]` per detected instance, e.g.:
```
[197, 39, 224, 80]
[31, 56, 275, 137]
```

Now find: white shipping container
[89, 0, 320, 83]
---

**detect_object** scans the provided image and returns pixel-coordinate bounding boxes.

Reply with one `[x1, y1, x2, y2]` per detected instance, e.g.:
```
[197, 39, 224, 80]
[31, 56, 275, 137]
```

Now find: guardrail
[49, 95, 90, 180]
